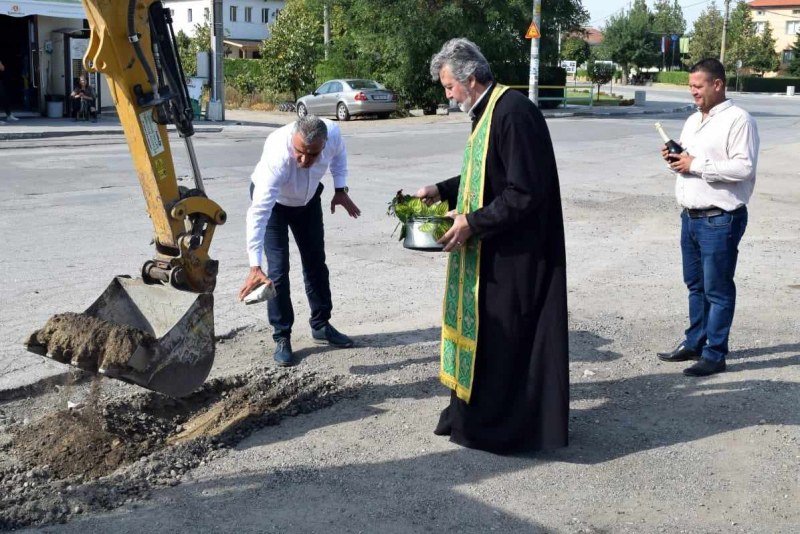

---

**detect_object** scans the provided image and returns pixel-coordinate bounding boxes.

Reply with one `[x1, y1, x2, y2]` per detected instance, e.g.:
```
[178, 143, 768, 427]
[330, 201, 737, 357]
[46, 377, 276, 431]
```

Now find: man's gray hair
[429, 38, 493, 84]
[294, 115, 328, 144]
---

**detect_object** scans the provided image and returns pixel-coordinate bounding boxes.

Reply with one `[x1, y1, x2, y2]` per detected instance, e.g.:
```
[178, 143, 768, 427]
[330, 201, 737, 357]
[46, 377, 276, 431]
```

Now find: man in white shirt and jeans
[657, 58, 759, 377]
[239, 116, 361, 366]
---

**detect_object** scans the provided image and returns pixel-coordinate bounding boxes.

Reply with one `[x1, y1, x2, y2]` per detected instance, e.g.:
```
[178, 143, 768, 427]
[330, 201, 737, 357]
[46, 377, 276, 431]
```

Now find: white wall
[165, 0, 285, 41]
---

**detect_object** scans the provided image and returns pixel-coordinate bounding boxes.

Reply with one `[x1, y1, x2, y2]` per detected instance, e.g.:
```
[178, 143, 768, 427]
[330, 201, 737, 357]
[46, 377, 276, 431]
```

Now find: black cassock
[434, 85, 569, 454]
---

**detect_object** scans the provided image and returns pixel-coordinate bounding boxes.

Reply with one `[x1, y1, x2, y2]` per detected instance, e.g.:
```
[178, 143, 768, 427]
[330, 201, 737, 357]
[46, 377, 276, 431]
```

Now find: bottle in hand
[654, 122, 683, 155]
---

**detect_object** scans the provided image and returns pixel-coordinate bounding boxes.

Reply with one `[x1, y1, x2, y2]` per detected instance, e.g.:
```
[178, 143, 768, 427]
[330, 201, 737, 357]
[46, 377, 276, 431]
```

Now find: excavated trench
[0, 367, 355, 530]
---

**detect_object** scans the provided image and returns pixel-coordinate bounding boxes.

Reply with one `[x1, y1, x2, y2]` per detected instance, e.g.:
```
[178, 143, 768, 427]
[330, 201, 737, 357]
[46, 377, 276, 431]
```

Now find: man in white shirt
[657, 58, 759, 377]
[238, 116, 361, 366]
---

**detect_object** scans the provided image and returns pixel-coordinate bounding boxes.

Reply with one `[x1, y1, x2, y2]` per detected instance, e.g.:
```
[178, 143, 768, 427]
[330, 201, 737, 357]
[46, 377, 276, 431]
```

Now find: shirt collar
[468, 84, 493, 119]
[704, 99, 733, 117]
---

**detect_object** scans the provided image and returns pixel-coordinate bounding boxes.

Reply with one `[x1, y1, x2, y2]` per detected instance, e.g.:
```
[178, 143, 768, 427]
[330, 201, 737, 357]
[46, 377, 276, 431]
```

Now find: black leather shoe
[683, 358, 726, 377]
[273, 338, 294, 367]
[311, 324, 354, 348]
[657, 343, 701, 362]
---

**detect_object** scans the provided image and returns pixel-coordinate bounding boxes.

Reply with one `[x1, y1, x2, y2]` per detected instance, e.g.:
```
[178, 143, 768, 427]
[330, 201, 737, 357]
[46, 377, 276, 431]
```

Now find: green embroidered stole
[440, 84, 509, 403]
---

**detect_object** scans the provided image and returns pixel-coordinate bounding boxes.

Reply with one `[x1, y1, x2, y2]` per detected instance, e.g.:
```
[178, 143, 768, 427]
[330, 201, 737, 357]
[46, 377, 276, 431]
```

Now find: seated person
[70, 75, 96, 121]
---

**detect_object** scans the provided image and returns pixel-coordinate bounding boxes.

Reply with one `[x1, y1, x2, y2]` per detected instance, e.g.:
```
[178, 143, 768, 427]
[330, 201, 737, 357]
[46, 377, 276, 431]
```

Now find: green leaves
[387, 190, 452, 241]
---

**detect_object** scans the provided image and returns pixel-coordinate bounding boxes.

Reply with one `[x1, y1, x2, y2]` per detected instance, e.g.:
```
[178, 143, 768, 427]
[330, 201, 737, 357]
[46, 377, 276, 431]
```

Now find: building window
[230, 6, 237, 22]
[794, 10, 800, 15]
[787, 21, 800, 35]
[204, 7, 209, 21]
[273, 9, 281, 20]
[245, 7, 252, 22]
[753, 21, 766, 35]
[262, 8, 269, 23]
[783, 50, 795, 63]
[187, 8, 192, 22]
[756, 10, 764, 15]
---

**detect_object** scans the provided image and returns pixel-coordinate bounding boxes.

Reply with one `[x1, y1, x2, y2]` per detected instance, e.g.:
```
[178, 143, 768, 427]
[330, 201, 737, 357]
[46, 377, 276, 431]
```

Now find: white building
[165, 0, 286, 58]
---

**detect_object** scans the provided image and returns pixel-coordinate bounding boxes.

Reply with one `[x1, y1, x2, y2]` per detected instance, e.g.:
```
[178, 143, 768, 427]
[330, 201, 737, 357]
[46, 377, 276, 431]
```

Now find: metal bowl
[402, 217, 449, 251]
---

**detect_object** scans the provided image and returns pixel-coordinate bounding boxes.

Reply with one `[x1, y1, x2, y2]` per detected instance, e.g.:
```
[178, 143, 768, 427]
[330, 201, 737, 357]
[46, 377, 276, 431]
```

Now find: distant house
[576, 27, 604, 47]
[164, 0, 286, 58]
[749, 0, 800, 66]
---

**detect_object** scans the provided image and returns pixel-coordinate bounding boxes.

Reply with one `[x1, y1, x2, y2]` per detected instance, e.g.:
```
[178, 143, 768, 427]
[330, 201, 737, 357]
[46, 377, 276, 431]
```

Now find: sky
[581, 0, 713, 32]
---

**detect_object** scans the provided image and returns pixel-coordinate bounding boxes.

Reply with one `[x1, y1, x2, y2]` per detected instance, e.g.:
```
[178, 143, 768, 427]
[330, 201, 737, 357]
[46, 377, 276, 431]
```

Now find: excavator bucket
[25, 277, 214, 397]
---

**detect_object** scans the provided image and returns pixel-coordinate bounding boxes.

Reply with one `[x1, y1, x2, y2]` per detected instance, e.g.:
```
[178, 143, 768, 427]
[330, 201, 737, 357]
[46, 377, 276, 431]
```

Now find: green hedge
[727, 76, 800, 92]
[655, 71, 689, 85]
[223, 58, 269, 94]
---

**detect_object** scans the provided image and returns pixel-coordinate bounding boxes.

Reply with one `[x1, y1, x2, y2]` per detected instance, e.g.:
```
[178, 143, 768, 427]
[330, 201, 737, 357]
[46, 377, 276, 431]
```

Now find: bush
[538, 66, 567, 109]
[655, 71, 689, 85]
[223, 59, 269, 94]
[727, 76, 800, 92]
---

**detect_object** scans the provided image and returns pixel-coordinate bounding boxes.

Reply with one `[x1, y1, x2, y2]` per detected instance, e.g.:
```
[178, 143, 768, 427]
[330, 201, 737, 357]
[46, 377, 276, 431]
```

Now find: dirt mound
[25, 312, 155, 372]
[1, 368, 355, 530]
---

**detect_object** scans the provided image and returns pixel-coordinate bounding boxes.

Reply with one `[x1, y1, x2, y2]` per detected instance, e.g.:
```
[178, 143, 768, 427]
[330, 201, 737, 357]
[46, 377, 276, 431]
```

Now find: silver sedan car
[296, 79, 397, 121]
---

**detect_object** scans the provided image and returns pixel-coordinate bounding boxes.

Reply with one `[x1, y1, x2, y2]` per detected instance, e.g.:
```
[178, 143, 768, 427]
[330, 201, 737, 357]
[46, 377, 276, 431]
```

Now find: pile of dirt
[25, 312, 155, 372]
[0, 368, 356, 530]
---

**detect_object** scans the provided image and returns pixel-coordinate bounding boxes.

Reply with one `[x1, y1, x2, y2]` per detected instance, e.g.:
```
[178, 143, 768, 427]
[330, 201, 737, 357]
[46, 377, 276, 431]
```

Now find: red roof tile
[749, 0, 800, 7]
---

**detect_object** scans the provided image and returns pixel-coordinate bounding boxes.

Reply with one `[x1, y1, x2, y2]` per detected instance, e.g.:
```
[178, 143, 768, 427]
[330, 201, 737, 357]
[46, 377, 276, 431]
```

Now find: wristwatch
[335, 186, 349, 193]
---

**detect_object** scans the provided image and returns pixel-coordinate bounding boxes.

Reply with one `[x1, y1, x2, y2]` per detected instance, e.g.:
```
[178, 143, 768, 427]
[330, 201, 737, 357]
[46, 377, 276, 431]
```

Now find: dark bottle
[655, 122, 683, 154]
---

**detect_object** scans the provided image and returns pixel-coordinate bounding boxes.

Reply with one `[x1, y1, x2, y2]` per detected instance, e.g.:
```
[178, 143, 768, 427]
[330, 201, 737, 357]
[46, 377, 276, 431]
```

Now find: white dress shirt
[674, 99, 759, 211]
[246, 119, 348, 267]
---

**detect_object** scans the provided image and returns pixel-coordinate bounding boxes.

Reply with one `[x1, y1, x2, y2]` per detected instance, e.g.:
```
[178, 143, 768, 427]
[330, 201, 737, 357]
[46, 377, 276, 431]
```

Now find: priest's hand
[415, 185, 440, 206]
[439, 210, 473, 252]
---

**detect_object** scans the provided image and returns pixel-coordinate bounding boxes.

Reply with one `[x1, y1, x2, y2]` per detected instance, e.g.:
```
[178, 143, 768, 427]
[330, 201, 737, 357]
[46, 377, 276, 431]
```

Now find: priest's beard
[458, 94, 474, 113]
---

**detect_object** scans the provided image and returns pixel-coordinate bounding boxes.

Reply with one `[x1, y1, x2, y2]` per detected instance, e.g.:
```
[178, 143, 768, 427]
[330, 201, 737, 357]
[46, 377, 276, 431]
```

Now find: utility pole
[209, 0, 224, 120]
[528, 0, 542, 105]
[323, 2, 330, 60]
[720, 0, 731, 64]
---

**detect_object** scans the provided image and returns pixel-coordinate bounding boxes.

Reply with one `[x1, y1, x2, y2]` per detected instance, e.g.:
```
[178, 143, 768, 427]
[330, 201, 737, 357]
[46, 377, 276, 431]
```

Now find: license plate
[372, 95, 388, 100]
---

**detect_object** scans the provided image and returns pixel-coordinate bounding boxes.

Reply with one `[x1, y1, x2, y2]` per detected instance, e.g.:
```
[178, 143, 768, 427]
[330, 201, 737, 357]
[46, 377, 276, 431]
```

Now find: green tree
[587, 62, 614, 100]
[260, 0, 322, 101]
[749, 22, 780, 75]
[176, 20, 212, 77]
[600, 0, 659, 83]
[724, 1, 757, 72]
[787, 32, 800, 76]
[561, 36, 591, 67]
[687, 2, 724, 64]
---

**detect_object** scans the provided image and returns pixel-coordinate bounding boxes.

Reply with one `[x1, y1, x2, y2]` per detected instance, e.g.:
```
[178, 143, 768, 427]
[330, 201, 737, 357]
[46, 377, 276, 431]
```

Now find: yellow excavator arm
[24, 0, 225, 397]
[83, 0, 225, 292]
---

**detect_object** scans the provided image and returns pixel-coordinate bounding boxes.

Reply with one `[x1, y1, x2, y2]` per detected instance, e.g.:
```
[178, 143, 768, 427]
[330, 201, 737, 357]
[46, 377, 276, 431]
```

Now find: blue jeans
[260, 183, 332, 341]
[680, 207, 748, 362]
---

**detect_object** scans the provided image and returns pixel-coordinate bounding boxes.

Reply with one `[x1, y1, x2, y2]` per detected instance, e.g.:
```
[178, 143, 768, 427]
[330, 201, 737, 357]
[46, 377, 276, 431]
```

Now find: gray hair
[429, 38, 493, 84]
[294, 115, 328, 144]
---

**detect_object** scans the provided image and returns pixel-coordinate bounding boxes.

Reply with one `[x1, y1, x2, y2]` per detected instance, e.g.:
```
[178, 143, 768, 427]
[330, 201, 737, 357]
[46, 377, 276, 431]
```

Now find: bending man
[239, 116, 361, 367]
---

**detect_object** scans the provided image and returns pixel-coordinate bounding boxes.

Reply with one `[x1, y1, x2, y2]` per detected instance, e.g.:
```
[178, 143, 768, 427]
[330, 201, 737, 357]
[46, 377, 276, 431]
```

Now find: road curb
[0, 126, 224, 141]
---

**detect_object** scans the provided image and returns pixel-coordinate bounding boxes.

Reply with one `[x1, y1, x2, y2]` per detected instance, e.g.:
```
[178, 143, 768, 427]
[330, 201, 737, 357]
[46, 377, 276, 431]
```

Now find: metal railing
[506, 84, 595, 108]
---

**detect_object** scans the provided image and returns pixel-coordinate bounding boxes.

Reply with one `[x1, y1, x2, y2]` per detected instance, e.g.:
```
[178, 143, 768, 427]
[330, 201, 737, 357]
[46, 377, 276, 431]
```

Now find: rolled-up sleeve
[246, 140, 288, 267]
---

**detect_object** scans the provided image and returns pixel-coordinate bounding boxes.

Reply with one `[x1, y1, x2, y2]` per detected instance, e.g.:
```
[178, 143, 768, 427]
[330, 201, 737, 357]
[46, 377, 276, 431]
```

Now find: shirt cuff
[689, 157, 705, 178]
[248, 249, 263, 268]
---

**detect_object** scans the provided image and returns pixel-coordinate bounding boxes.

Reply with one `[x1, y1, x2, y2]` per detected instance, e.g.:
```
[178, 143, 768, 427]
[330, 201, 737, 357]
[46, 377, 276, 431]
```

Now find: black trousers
[260, 183, 332, 340]
[0, 82, 11, 116]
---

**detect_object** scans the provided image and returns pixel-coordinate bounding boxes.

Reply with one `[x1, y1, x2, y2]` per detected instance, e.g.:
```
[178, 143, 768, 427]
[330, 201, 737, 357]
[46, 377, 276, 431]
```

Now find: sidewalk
[0, 96, 694, 141]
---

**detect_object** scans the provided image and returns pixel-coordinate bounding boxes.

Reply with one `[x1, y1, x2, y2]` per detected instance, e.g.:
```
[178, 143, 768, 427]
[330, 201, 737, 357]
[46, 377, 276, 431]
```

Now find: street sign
[560, 60, 577, 74]
[525, 20, 540, 39]
[671, 34, 679, 42]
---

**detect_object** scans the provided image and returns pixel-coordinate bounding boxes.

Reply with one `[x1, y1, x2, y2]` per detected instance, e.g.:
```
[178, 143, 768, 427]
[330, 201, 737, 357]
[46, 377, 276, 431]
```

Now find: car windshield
[346, 80, 382, 90]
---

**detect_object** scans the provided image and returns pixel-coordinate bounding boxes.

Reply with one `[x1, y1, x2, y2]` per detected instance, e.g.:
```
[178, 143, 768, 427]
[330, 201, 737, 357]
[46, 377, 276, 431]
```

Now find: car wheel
[296, 103, 308, 118]
[336, 102, 351, 121]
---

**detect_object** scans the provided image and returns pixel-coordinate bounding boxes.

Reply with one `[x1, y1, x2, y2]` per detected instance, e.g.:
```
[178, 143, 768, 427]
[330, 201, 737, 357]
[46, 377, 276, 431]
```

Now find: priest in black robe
[416, 38, 569, 454]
